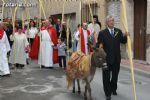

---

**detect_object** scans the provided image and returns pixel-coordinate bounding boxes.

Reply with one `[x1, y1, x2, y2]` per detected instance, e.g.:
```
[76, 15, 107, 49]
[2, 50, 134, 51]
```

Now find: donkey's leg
[87, 82, 92, 100]
[84, 79, 88, 100]
[72, 79, 76, 93]
[77, 79, 81, 94]
[84, 84, 88, 100]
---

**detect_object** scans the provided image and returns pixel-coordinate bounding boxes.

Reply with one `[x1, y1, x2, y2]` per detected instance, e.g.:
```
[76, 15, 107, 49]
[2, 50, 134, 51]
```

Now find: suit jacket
[55, 24, 61, 37]
[56, 24, 61, 32]
[5, 28, 13, 47]
[97, 28, 127, 65]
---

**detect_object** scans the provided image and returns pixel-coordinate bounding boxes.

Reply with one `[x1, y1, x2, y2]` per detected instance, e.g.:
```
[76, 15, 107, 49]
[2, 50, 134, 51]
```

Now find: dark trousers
[102, 62, 120, 97]
[16, 63, 24, 68]
[58, 56, 66, 69]
[28, 38, 34, 47]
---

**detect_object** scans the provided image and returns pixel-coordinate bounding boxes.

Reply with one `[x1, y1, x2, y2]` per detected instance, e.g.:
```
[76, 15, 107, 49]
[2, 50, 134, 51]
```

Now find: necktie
[111, 29, 114, 37]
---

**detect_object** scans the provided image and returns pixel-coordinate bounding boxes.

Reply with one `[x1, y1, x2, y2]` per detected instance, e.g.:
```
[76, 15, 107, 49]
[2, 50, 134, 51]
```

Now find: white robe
[0, 32, 10, 75]
[75, 29, 89, 55]
[38, 30, 54, 67]
[9, 33, 29, 65]
[26, 27, 38, 39]
[88, 23, 100, 35]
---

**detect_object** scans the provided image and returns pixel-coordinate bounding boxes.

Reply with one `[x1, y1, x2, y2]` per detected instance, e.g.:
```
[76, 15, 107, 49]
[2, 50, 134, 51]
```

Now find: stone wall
[146, 0, 150, 64]
[107, 0, 128, 59]
[0, 0, 107, 27]
[98, 0, 107, 29]
[1, 0, 38, 19]
[107, 1, 121, 28]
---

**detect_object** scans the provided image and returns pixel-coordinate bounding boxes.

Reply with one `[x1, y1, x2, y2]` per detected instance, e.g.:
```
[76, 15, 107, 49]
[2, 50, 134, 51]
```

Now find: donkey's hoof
[72, 90, 75, 93]
[89, 98, 93, 100]
[84, 96, 88, 100]
[78, 90, 81, 94]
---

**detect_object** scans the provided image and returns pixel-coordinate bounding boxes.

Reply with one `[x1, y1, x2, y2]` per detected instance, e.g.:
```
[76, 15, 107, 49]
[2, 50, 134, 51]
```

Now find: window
[84, 3, 98, 23]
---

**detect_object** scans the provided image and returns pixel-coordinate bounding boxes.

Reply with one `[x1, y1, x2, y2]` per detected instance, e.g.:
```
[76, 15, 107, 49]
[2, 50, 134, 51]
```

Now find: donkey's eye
[99, 58, 102, 61]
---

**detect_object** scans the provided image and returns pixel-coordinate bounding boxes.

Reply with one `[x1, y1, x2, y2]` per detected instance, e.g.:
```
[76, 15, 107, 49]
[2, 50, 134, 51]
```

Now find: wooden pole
[66, 17, 70, 59]
[12, 6, 18, 70]
[59, 0, 65, 38]
[38, 0, 42, 69]
[9, 0, 13, 24]
[24, 0, 31, 45]
[39, 0, 46, 19]
[88, 0, 97, 43]
[1, 0, 5, 22]
[22, 13, 25, 29]
[121, 0, 137, 100]
[79, 0, 82, 52]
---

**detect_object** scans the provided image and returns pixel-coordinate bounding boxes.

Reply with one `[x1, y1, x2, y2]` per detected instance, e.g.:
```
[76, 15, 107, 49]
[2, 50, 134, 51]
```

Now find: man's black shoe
[41, 66, 45, 68]
[112, 91, 117, 95]
[48, 67, 54, 69]
[106, 96, 111, 100]
[1, 74, 11, 77]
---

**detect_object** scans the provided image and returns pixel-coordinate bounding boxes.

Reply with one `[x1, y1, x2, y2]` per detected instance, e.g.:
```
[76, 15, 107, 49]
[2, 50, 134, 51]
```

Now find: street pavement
[0, 60, 150, 100]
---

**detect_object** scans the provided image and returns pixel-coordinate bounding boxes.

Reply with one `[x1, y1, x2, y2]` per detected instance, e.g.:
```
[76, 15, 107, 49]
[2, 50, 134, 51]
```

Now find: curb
[121, 64, 150, 78]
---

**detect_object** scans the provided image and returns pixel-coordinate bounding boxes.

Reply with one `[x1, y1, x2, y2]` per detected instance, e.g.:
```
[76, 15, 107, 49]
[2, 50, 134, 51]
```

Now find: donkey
[66, 46, 106, 100]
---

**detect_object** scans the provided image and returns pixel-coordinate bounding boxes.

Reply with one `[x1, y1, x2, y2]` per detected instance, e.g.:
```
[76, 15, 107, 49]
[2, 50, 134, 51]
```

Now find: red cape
[29, 27, 49, 60]
[30, 26, 58, 64]
[0, 29, 4, 40]
[29, 34, 40, 59]
[48, 26, 58, 64]
[79, 28, 90, 54]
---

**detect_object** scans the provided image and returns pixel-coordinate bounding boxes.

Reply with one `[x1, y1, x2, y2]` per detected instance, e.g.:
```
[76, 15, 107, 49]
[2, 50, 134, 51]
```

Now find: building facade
[106, 0, 150, 64]
[0, 0, 106, 34]
[1, 0, 149, 63]
[0, 0, 38, 20]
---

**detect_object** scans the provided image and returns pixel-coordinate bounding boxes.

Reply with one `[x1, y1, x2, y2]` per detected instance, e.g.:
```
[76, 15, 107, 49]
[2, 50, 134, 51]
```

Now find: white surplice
[9, 33, 29, 65]
[26, 27, 38, 39]
[0, 32, 11, 75]
[75, 29, 89, 55]
[38, 30, 54, 67]
[88, 23, 100, 35]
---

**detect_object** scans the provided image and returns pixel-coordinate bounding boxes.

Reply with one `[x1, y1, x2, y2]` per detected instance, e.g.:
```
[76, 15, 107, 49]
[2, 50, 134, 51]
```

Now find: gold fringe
[66, 52, 90, 89]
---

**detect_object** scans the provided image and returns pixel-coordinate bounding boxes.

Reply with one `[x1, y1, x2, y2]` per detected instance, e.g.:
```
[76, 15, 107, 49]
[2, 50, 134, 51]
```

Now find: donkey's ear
[92, 47, 99, 52]
[99, 44, 103, 48]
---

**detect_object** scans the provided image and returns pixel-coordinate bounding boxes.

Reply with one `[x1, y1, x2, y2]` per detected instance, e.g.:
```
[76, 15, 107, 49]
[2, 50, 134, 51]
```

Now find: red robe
[48, 26, 58, 64]
[30, 26, 58, 64]
[29, 26, 45, 59]
[79, 28, 90, 54]
[29, 34, 40, 59]
[0, 29, 4, 40]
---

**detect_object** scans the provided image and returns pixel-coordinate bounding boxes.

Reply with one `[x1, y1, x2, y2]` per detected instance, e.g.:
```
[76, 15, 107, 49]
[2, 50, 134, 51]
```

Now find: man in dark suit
[55, 19, 61, 37]
[96, 15, 128, 100]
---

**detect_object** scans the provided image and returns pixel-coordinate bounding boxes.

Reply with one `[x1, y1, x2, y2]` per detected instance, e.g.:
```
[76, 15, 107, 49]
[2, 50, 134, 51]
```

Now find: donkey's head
[91, 46, 106, 68]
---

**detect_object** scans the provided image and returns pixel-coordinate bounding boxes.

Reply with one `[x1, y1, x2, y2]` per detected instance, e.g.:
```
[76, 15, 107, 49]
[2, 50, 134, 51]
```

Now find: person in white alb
[75, 23, 90, 55]
[38, 20, 54, 68]
[0, 22, 11, 76]
[9, 26, 29, 68]
[88, 15, 101, 45]
[88, 15, 101, 36]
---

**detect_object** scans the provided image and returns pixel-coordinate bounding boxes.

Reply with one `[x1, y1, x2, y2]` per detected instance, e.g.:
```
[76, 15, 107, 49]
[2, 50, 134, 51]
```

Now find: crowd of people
[0, 14, 128, 100]
[0, 15, 101, 75]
